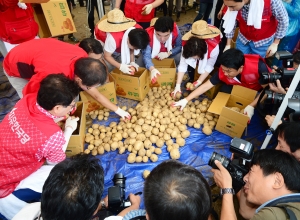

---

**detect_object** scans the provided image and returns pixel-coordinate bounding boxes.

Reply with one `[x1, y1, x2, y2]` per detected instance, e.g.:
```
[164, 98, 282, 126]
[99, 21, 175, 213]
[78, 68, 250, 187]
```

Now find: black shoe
[68, 35, 79, 42]
[57, 36, 64, 41]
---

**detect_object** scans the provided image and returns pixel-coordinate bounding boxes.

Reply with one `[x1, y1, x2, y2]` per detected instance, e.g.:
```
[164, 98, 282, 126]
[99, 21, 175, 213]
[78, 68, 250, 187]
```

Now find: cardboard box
[110, 68, 150, 101]
[151, 59, 176, 87]
[66, 101, 86, 157]
[207, 86, 257, 138]
[194, 68, 221, 100]
[32, 0, 76, 38]
[80, 77, 117, 113]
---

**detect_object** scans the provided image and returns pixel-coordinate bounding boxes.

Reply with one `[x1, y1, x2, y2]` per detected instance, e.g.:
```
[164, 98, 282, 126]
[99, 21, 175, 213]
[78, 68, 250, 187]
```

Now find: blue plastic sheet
[87, 97, 271, 208]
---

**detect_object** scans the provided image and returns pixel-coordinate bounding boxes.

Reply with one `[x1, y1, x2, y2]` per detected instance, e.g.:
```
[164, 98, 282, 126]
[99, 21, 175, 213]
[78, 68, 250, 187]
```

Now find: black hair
[144, 160, 212, 220]
[74, 57, 107, 87]
[79, 38, 103, 54]
[219, 48, 245, 70]
[293, 51, 300, 65]
[251, 149, 300, 192]
[41, 153, 104, 220]
[37, 74, 79, 110]
[276, 122, 300, 153]
[154, 16, 174, 33]
[182, 37, 207, 60]
[128, 29, 150, 50]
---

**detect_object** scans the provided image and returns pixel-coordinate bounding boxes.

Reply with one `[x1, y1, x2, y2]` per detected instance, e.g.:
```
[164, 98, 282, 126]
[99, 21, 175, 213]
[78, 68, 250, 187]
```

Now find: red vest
[0, 94, 61, 198]
[95, 24, 142, 53]
[0, 4, 39, 44]
[124, 0, 154, 22]
[219, 54, 267, 91]
[236, 0, 278, 42]
[147, 23, 179, 51]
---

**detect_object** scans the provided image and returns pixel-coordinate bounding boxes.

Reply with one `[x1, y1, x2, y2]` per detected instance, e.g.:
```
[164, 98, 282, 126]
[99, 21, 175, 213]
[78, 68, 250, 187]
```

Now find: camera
[275, 50, 294, 68]
[260, 67, 297, 87]
[209, 138, 254, 193]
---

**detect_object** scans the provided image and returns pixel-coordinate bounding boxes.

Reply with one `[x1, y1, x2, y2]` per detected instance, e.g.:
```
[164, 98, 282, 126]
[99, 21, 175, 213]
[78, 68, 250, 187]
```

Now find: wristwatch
[220, 188, 235, 195]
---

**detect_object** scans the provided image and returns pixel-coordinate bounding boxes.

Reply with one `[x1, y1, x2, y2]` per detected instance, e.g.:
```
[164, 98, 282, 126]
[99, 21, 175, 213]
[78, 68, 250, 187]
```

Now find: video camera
[209, 138, 254, 193]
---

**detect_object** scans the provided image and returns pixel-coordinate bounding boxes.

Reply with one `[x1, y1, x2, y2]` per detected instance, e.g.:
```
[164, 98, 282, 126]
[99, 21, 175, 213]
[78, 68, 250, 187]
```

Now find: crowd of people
[1, 0, 300, 219]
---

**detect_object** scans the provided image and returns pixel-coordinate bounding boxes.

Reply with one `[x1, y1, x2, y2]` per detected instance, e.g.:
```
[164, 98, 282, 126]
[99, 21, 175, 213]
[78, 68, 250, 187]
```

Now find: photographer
[173, 48, 270, 121]
[212, 149, 300, 220]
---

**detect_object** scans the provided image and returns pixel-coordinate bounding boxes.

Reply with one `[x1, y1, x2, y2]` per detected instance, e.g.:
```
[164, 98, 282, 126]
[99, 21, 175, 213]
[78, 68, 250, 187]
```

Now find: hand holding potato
[172, 98, 188, 111]
[171, 84, 181, 98]
[65, 117, 79, 132]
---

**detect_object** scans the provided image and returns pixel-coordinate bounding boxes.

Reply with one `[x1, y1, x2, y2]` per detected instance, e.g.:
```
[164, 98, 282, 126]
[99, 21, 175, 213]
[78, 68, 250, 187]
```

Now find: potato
[194, 123, 201, 129]
[88, 128, 93, 133]
[176, 137, 185, 147]
[170, 130, 179, 139]
[170, 148, 180, 159]
[156, 139, 164, 148]
[111, 142, 119, 151]
[187, 119, 195, 127]
[152, 127, 159, 135]
[92, 124, 99, 129]
[150, 154, 158, 162]
[149, 135, 158, 144]
[178, 124, 187, 131]
[202, 126, 212, 135]
[84, 149, 90, 154]
[167, 145, 173, 152]
[134, 125, 142, 133]
[97, 147, 105, 155]
[91, 149, 98, 156]
[154, 148, 162, 155]
[134, 141, 143, 151]
[127, 153, 136, 163]
[142, 156, 149, 163]
[181, 130, 190, 138]
[119, 146, 126, 154]
[104, 143, 110, 152]
[144, 139, 152, 149]
[146, 149, 152, 157]
[196, 117, 205, 124]
[136, 156, 143, 163]
[129, 131, 138, 139]
[98, 115, 104, 120]
[88, 144, 94, 150]
[138, 148, 146, 157]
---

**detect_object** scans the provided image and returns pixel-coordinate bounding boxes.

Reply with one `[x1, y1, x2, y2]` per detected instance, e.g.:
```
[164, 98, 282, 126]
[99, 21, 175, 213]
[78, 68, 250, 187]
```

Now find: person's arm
[115, 0, 122, 8]
[186, 80, 214, 101]
[170, 26, 182, 56]
[150, 0, 164, 9]
[117, 194, 141, 217]
[130, 49, 135, 63]
[212, 160, 237, 220]
[217, 4, 225, 19]
[104, 50, 121, 70]
[142, 45, 155, 70]
[86, 87, 118, 111]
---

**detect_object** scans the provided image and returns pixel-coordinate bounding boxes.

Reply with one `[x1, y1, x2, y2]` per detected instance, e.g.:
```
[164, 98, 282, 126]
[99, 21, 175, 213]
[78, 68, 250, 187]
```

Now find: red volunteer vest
[0, 4, 38, 44]
[0, 94, 61, 198]
[147, 23, 179, 52]
[124, 0, 154, 22]
[219, 54, 267, 91]
[236, 0, 278, 41]
[95, 24, 142, 53]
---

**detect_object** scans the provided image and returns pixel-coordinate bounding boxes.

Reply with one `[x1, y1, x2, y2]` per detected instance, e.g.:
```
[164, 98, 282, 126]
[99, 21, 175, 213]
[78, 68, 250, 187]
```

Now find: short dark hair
[276, 122, 300, 153]
[154, 16, 174, 33]
[128, 29, 150, 50]
[74, 57, 107, 86]
[144, 160, 212, 220]
[37, 74, 79, 110]
[293, 51, 300, 65]
[251, 149, 300, 192]
[183, 37, 208, 60]
[41, 154, 104, 220]
[219, 48, 245, 70]
[79, 38, 103, 55]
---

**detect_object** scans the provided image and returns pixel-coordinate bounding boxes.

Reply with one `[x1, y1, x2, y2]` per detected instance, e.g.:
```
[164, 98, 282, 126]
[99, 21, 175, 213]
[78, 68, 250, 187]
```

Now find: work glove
[142, 4, 153, 15]
[243, 105, 254, 121]
[129, 62, 139, 72]
[115, 107, 131, 120]
[266, 42, 278, 58]
[157, 52, 169, 60]
[17, 2, 27, 9]
[223, 45, 231, 52]
[150, 68, 161, 84]
[192, 79, 202, 89]
[64, 117, 79, 132]
[171, 84, 181, 98]
[119, 64, 134, 75]
[172, 98, 188, 111]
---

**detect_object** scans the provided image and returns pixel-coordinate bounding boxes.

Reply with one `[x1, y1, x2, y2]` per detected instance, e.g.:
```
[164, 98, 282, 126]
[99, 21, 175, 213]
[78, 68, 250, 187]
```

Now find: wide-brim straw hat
[182, 20, 221, 40]
[97, 9, 136, 32]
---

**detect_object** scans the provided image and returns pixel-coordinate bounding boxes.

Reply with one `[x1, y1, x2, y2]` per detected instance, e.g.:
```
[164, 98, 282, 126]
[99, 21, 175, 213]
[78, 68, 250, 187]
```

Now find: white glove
[172, 98, 188, 111]
[119, 64, 134, 75]
[130, 62, 139, 72]
[223, 45, 231, 52]
[243, 105, 254, 121]
[115, 107, 131, 120]
[142, 4, 153, 15]
[193, 79, 202, 89]
[171, 84, 181, 98]
[17, 2, 27, 9]
[266, 42, 278, 58]
[150, 68, 161, 84]
[65, 117, 79, 132]
[157, 52, 170, 60]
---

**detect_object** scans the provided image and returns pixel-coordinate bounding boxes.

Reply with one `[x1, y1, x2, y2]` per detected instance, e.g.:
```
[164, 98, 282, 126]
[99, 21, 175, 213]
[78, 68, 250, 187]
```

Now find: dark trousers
[87, 0, 105, 34]
[193, 2, 213, 22]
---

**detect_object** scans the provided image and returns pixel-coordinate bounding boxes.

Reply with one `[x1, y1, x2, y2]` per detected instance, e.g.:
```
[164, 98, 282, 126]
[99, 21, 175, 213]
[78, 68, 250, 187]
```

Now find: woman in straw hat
[171, 20, 221, 98]
[95, 9, 149, 74]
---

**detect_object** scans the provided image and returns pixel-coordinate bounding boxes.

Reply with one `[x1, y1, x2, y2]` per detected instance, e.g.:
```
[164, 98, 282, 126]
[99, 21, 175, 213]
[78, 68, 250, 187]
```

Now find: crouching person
[0, 74, 80, 219]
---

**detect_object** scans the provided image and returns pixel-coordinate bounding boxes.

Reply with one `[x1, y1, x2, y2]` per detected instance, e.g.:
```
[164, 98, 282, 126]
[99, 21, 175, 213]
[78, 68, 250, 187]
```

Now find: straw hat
[182, 20, 221, 40]
[97, 9, 136, 32]
[150, 17, 158, 27]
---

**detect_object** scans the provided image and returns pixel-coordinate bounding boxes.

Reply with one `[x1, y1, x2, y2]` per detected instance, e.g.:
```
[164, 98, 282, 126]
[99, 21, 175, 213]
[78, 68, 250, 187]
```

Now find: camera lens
[113, 173, 126, 189]
[260, 72, 281, 84]
[208, 152, 231, 169]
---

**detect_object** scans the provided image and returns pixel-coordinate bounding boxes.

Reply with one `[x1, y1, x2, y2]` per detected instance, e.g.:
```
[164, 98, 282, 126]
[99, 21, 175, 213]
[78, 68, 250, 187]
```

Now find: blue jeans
[236, 36, 274, 58]
[194, 2, 213, 23]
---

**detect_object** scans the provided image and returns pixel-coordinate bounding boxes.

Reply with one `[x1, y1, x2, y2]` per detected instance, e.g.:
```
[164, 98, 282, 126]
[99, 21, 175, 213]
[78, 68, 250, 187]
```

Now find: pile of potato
[84, 86, 220, 163]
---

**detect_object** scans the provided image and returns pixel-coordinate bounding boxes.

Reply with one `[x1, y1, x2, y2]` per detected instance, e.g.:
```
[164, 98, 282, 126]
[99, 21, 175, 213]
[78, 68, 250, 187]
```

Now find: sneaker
[68, 35, 79, 42]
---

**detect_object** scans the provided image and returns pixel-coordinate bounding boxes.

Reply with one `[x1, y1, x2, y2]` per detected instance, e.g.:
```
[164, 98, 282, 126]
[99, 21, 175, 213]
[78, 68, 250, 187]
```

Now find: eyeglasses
[68, 102, 76, 109]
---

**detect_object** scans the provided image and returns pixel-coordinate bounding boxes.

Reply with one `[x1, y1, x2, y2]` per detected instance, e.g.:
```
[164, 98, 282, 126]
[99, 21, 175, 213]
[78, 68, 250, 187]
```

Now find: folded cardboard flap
[207, 92, 230, 115]
[152, 58, 176, 68]
[231, 85, 257, 101]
